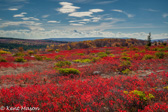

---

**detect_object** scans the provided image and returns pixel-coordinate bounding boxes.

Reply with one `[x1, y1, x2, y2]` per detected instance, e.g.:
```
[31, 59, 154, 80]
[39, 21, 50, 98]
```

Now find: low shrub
[76, 53, 85, 56]
[124, 90, 155, 101]
[105, 50, 111, 54]
[122, 52, 129, 56]
[92, 57, 100, 62]
[55, 55, 65, 61]
[14, 57, 27, 62]
[45, 57, 53, 61]
[28, 50, 34, 56]
[155, 52, 165, 59]
[109, 53, 115, 57]
[55, 61, 71, 68]
[157, 48, 165, 52]
[97, 52, 107, 58]
[120, 60, 131, 67]
[0, 57, 7, 62]
[35, 55, 44, 61]
[73, 59, 91, 63]
[47, 49, 54, 52]
[55, 49, 60, 52]
[142, 54, 155, 60]
[140, 50, 146, 53]
[121, 56, 131, 60]
[13, 52, 25, 57]
[133, 53, 140, 60]
[0, 50, 11, 54]
[122, 69, 131, 75]
[58, 68, 80, 76]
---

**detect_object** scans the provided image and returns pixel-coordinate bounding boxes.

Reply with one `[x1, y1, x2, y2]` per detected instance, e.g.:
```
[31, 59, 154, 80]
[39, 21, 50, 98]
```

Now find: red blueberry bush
[0, 45, 168, 111]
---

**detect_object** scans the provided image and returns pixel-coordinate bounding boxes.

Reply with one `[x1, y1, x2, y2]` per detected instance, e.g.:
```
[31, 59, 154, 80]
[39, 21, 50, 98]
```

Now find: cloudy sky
[0, 0, 168, 39]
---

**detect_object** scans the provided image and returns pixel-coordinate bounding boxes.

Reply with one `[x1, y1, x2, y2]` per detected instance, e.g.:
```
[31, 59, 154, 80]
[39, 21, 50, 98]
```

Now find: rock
[93, 71, 101, 75]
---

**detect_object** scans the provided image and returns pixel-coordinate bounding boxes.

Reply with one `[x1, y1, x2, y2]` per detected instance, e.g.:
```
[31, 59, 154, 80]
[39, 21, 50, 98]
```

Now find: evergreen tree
[147, 32, 151, 46]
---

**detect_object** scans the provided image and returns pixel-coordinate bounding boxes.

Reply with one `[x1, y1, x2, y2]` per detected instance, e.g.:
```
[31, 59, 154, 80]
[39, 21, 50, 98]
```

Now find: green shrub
[142, 54, 155, 60]
[131, 90, 155, 100]
[97, 52, 107, 58]
[47, 49, 54, 52]
[120, 60, 131, 67]
[157, 48, 165, 52]
[90, 53, 95, 56]
[28, 50, 34, 56]
[76, 53, 85, 56]
[145, 46, 150, 50]
[164, 46, 168, 51]
[35, 55, 44, 61]
[133, 47, 139, 51]
[13, 52, 25, 57]
[155, 52, 165, 59]
[92, 57, 100, 62]
[151, 48, 158, 51]
[121, 56, 131, 60]
[55, 61, 71, 68]
[58, 68, 80, 76]
[133, 53, 140, 60]
[0, 57, 7, 62]
[109, 54, 115, 57]
[73, 59, 91, 63]
[55, 55, 65, 61]
[14, 57, 27, 62]
[0, 50, 11, 54]
[140, 50, 146, 53]
[45, 57, 53, 61]
[122, 69, 131, 75]
[55, 49, 60, 52]
[122, 52, 129, 56]
[105, 50, 111, 55]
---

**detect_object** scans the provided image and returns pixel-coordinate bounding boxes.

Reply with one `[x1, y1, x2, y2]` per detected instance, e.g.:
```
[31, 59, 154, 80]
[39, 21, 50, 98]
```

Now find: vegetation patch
[57, 68, 80, 76]
[143, 54, 155, 60]
[55, 61, 71, 68]
[14, 57, 27, 62]
[73, 59, 92, 63]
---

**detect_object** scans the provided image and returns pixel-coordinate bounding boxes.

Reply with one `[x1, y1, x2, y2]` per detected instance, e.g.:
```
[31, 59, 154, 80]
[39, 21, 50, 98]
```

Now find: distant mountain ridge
[151, 38, 168, 42]
[44, 37, 131, 42]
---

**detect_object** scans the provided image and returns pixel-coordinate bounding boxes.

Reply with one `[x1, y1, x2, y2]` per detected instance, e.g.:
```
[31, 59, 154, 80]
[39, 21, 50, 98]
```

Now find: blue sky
[0, 0, 168, 39]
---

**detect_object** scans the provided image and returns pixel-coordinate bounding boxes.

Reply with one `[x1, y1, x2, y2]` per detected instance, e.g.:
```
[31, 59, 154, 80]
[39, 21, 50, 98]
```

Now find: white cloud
[47, 21, 60, 23]
[82, 19, 90, 21]
[163, 13, 168, 18]
[96, 0, 118, 4]
[69, 11, 93, 17]
[42, 15, 49, 18]
[57, 2, 80, 13]
[144, 8, 159, 12]
[57, 2, 104, 18]
[13, 12, 27, 17]
[0, 21, 44, 31]
[0, 29, 167, 40]
[0, 18, 2, 20]
[70, 23, 83, 26]
[112, 9, 123, 13]
[92, 17, 101, 22]
[21, 17, 39, 21]
[112, 9, 134, 18]
[89, 9, 104, 13]
[104, 18, 113, 20]
[8, 8, 18, 11]
[69, 20, 76, 23]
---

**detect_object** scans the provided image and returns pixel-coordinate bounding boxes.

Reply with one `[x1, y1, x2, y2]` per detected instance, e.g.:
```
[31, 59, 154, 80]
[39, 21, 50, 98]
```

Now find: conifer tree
[147, 32, 151, 46]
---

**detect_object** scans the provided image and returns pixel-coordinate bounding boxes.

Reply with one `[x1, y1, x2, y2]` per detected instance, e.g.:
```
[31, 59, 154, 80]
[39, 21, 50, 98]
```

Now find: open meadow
[0, 44, 168, 111]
